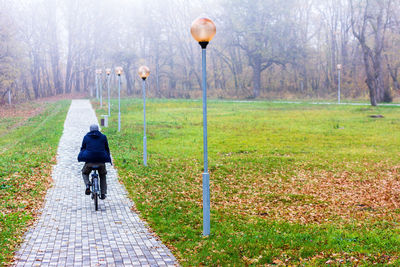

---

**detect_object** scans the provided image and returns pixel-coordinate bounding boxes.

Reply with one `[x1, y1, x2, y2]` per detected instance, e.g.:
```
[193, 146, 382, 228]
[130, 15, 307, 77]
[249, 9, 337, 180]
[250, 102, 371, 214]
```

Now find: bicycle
[90, 166, 101, 211]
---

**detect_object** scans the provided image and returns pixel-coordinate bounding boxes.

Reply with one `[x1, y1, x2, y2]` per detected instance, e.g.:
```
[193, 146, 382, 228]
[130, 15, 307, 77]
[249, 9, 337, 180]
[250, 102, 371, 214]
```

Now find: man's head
[90, 124, 99, 132]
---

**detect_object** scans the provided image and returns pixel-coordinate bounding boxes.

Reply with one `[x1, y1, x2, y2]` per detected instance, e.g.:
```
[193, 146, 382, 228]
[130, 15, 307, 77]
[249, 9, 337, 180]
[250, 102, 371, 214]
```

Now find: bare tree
[350, 0, 392, 105]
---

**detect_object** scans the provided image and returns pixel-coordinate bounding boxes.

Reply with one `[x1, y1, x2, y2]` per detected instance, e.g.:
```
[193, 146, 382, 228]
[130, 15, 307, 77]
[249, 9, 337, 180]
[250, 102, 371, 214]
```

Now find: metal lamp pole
[191, 17, 216, 237]
[138, 66, 150, 167]
[115, 67, 123, 132]
[106, 68, 111, 116]
[95, 70, 99, 99]
[337, 64, 342, 104]
[201, 43, 210, 236]
[99, 69, 103, 107]
[142, 78, 147, 166]
[118, 74, 121, 131]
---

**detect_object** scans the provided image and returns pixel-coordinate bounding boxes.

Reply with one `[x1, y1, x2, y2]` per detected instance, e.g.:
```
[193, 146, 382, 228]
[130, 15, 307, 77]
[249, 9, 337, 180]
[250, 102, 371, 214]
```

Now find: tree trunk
[155, 45, 161, 97]
[47, 0, 62, 95]
[31, 54, 41, 99]
[212, 51, 219, 90]
[361, 45, 378, 106]
[350, 0, 390, 106]
[64, 0, 74, 94]
[373, 7, 385, 102]
[83, 69, 89, 94]
[75, 71, 81, 92]
[65, 51, 73, 94]
[125, 65, 133, 95]
[155, 60, 160, 97]
[23, 76, 31, 100]
[51, 47, 62, 95]
[385, 55, 400, 90]
[251, 56, 261, 98]
[43, 66, 52, 97]
[373, 55, 385, 102]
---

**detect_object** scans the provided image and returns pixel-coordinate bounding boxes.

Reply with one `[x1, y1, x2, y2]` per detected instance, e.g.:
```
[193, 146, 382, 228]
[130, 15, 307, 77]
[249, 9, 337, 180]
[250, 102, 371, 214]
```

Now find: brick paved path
[14, 100, 177, 267]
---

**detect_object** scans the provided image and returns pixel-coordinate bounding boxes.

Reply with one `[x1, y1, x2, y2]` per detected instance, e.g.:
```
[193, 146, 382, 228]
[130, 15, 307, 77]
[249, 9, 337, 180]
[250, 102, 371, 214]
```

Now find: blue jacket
[77, 130, 112, 163]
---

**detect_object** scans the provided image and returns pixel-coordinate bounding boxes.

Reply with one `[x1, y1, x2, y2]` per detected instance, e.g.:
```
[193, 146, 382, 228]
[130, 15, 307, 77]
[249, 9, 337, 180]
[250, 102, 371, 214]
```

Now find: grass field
[94, 98, 400, 265]
[0, 100, 70, 266]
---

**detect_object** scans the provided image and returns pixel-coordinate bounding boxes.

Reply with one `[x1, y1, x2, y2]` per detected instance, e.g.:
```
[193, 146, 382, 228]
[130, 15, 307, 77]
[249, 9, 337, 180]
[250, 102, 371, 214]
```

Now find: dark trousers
[82, 163, 107, 194]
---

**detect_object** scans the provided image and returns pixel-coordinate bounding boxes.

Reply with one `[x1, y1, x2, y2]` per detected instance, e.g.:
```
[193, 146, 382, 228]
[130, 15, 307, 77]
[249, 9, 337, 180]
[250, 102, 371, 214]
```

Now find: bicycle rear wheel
[94, 192, 98, 211]
[92, 176, 99, 211]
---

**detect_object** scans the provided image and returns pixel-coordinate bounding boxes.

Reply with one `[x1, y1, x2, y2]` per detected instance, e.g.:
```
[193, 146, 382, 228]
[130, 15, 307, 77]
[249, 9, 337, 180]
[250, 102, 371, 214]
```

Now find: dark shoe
[85, 185, 91, 195]
[100, 194, 106, 200]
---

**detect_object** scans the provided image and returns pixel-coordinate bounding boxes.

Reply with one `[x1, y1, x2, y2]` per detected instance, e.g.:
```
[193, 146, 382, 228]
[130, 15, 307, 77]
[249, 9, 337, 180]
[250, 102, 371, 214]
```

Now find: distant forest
[0, 0, 399, 105]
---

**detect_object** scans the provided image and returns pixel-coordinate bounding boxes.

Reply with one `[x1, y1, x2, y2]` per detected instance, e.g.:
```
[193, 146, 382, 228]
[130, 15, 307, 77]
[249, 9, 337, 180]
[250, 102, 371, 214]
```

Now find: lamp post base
[118, 112, 121, 132]
[202, 172, 210, 236]
[143, 136, 147, 166]
[108, 76, 111, 117]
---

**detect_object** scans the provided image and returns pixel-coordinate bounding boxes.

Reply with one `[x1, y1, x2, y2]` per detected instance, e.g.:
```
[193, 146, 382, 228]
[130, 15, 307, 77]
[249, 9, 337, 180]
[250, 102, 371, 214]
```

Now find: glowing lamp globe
[105, 68, 111, 75]
[138, 66, 150, 80]
[115, 66, 123, 76]
[190, 17, 216, 43]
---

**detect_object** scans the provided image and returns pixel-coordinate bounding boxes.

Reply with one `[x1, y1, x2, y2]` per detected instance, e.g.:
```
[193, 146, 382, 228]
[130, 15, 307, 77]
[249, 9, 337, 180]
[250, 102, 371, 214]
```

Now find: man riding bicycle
[78, 124, 111, 200]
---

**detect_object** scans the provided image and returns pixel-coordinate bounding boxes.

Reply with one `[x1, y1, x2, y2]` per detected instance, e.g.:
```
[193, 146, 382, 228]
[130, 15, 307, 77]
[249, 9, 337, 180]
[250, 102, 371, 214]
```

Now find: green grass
[0, 117, 20, 136]
[0, 100, 70, 266]
[95, 98, 400, 265]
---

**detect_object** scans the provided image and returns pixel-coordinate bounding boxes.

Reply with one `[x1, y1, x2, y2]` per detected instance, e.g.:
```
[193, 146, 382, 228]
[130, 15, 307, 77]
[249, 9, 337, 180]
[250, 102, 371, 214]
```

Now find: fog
[0, 0, 399, 105]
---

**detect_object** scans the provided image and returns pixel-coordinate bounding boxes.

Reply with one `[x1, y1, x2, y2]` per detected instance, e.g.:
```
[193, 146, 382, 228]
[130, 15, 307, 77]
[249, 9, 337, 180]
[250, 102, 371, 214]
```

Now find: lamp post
[95, 69, 101, 99]
[191, 17, 216, 237]
[115, 67, 123, 132]
[337, 64, 342, 104]
[8, 90, 11, 105]
[138, 66, 150, 167]
[99, 69, 103, 107]
[106, 68, 111, 116]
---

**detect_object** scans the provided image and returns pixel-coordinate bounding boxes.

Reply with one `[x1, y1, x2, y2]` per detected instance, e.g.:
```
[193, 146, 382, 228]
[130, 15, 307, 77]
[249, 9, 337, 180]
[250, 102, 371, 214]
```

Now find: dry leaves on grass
[211, 161, 400, 224]
[0, 159, 55, 266]
[0, 103, 43, 119]
[0, 103, 44, 139]
[124, 157, 400, 225]
[1, 159, 54, 218]
[302, 252, 399, 265]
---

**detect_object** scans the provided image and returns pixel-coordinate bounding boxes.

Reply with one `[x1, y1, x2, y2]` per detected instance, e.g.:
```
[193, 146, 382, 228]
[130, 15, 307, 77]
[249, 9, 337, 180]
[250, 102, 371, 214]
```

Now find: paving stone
[14, 100, 177, 266]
